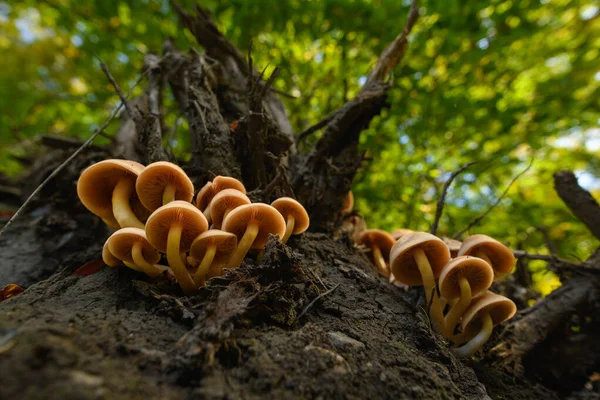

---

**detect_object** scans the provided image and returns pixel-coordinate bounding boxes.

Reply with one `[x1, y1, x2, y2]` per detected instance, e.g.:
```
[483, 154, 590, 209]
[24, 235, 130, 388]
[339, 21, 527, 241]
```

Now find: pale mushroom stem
[227, 223, 259, 269]
[443, 277, 472, 337]
[167, 224, 198, 294]
[131, 242, 162, 278]
[124, 261, 142, 272]
[162, 183, 176, 204]
[453, 313, 494, 357]
[193, 245, 217, 286]
[414, 248, 445, 332]
[282, 215, 295, 243]
[112, 179, 145, 229]
[203, 207, 212, 224]
[371, 246, 390, 276]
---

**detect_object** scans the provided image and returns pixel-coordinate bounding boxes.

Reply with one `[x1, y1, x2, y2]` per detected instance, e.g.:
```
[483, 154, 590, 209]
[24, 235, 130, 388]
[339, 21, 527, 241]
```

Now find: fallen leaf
[0, 284, 24, 302]
[230, 120, 239, 131]
[74, 260, 105, 276]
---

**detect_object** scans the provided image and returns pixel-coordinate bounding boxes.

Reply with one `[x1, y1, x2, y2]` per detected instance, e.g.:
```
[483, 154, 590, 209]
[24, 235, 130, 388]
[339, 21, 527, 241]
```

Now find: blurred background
[1, 0, 599, 294]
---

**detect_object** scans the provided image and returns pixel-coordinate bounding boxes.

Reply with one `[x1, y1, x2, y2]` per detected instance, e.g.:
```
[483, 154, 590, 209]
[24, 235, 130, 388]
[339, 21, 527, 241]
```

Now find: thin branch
[429, 161, 476, 235]
[97, 55, 139, 121]
[453, 155, 534, 239]
[554, 170, 600, 240]
[297, 283, 340, 321]
[296, 110, 339, 144]
[0, 72, 146, 239]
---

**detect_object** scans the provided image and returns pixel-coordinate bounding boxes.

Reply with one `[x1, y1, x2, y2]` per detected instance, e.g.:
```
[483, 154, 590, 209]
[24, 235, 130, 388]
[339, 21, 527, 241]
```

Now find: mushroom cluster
[358, 225, 517, 357]
[78, 159, 310, 294]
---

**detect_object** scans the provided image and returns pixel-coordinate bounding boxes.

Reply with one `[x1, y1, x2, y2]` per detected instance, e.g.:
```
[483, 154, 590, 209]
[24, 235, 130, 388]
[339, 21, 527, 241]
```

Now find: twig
[97, 55, 139, 121]
[512, 250, 559, 262]
[0, 71, 146, 239]
[296, 110, 339, 144]
[297, 283, 340, 320]
[429, 161, 476, 235]
[453, 155, 534, 239]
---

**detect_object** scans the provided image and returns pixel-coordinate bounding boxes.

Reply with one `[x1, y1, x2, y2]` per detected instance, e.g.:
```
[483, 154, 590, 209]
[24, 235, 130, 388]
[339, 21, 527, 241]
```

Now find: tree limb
[554, 170, 600, 240]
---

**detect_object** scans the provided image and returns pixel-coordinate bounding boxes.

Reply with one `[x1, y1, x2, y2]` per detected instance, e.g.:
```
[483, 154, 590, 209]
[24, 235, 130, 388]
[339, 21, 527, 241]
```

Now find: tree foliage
[2, 0, 599, 294]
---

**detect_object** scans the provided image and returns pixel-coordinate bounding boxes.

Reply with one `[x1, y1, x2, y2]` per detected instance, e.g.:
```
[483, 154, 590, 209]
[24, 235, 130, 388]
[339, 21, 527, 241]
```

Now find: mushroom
[102, 241, 142, 272]
[359, 229, 396, 276]
[77, 159, 147, 229]
[438, 256, 494, 337]
[195, 176, 246, 222]
[209, 189, 251, 229]
[340, 191, 354, 214]
[145, 201, 208, 294]
[106, 227, 163, 278]
[389, 232, 450, 331]
[222, 203, 286, 269]
[457, 234, 515, 279]
[391, 229, 413, 241]
[271, 197, 310, 243]
[442, 237, 463, 258]
[189, 230, 237, 285]
[135, 161, 194, 212]
[453, 291, 516, 357]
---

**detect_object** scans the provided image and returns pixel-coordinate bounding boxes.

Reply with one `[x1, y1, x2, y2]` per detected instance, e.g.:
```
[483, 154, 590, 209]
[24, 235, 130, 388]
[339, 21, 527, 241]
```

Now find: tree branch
[554, 170, 600, 240]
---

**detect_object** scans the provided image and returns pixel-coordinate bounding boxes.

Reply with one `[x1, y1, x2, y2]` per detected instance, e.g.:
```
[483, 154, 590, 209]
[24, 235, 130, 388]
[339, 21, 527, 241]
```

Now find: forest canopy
[1, 0, 599, 294]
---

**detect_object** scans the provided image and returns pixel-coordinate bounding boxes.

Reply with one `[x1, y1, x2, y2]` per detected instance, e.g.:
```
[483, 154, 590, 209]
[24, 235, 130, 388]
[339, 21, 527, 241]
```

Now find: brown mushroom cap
[391, 229, 413, 241]
[210, 189, 251, 228]
[438, 256, 494, 300]
[271, 197, 310, 235]
[77, 159, 145, 220]
[107, 227, 161, 265]
[195, 176, 246, 211]
[359, 229, 396, 263]
[103, 242, 123, 267]
[458, 234, 515, 276]
[135, 161, 194, 211]
[222, 203, 286, 249]
[461, 291, 517, 331]
[145, 201, 208, 252]
[389, 232, 450, 286]
[190, 230, 238, 265]
[340, 191, 354, 214]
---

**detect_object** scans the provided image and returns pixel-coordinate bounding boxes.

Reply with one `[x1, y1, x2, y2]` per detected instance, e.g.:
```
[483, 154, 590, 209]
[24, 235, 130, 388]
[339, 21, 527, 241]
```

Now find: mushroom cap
[341, 191, 354, 214]
[135, 161, 194, 211]
[391, 229, 414, 241]
[461, 291, 517, 331]
[271, 197, 310, 235]
[77, 159, 145, 220]
[442, 237, 463, 258]
[458, 234, 515, 277]
[359, 229, 396, 263]
[438, 256, 494, 300]
[145, 201, 208, 252]
[222, 203, 286, 249]
[107, 227, 161, 265]
[195, 176, 246, 211]
[389, 232, 450, 286]
[210, 189, 251, 228]
[102, 242, 123, 267]
[190, 229, 238, 265]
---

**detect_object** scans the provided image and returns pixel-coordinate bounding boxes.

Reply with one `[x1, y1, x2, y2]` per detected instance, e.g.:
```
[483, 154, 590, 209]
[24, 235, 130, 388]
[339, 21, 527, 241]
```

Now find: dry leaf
[74, 260, 105, 276]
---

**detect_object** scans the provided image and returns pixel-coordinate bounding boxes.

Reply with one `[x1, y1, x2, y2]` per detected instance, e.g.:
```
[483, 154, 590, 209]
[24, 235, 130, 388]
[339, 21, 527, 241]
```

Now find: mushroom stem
[162, 183, 176, 204]
[452, 313, 494, 358]
[112, 179, 145, 229]
[131, 242, 162, 278]
[227, 223, 259, 269]
[203, 207, 212, 224]
[282, 215, 295, 243]
[371, 246, 389, 276]
[124, 261, 142, 272]
[443, 277, 472, 337]
[166, 224, 198, 294]
[193, 245, 217, 286]
[414, 248, 445, 332]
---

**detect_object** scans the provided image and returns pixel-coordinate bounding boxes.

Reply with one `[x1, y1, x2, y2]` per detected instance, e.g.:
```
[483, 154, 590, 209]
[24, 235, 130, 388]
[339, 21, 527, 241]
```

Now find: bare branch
[554, 170, 600, 240]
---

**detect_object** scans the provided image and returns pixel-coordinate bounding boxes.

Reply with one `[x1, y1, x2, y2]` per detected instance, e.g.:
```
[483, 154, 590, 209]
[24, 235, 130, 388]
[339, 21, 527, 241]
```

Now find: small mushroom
[340, 191, 354, 214]
[146, 201, 208, 294]
[359, 229, 396, 276]
[135, 161, 194, 212]
[453, 291, 516, 357]
[390, 232, 450, 332]
[102, 241, 142, 272]
[209, 189, 251, 229]
[271, 197, 310, 243]
[195, 176, 246, 222]
[438, 256, 494, 337]
[442, 237, 463, 258]
[391, 229, 413, 241]
[77, 159, 147, 229]
[190, 230, 237, 285]
[458, 234, 515, 279]
[222, 203, 286, 269]
[106, 227, 163, 278]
